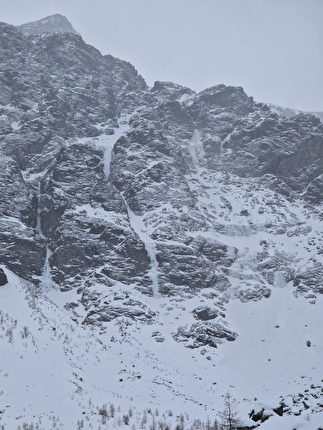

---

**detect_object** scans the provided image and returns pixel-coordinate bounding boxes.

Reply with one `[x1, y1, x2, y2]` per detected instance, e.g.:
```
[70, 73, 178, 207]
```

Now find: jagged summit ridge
[17, 13, 79, 36]
[268, 102, 323, 122]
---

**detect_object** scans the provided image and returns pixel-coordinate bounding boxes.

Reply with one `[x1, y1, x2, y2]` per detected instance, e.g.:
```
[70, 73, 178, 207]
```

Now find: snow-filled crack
[101, 116, 131, 178]
[188, 129, 204, 168]
[122, 197, 160, 297]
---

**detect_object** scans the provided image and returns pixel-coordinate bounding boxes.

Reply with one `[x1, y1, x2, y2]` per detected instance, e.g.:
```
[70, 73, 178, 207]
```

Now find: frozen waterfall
[122, 198, 159, 297]
[273, 271, 286, 289]
[188, 129, 204, 168]
[102, 116, 130, 178]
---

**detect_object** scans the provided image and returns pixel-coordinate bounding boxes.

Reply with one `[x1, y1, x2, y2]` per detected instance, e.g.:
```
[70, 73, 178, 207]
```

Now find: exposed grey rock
[0, 268, 8, 286]
[293, 263, 323, 297]
[83, 303, 156, 325]
[175, 321, 237, 348]
[235, 286, 271, 303]
[82, 292, 156, 325]
[304, 174, 323, 203]
[193, 307, 219, 321]
[151, 331, 165, 342]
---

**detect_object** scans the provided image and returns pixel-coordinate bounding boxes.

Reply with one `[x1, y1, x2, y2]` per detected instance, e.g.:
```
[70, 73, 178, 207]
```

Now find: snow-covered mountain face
[1, 16, 323, 429]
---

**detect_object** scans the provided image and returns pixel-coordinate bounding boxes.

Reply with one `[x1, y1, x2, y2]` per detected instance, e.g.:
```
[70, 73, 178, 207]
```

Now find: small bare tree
[218, 391, 241, 430]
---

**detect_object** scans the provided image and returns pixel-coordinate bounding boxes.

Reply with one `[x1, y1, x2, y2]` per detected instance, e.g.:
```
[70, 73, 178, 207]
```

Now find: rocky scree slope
[1, 16, 323, 352]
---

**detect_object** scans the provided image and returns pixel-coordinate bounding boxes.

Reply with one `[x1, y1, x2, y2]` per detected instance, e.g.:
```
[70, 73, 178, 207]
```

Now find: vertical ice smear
[102, 116, 130, 178]
[188, 129, 204, 168]
[35, 185, 56, 291]
[41, 247, 56, 292]
[122, 198, 159, 297]
[273, 271, 286, 288]
[100, 116, 159, 297]
[144, 241, 160, 298]
[35, 184, 44, 239]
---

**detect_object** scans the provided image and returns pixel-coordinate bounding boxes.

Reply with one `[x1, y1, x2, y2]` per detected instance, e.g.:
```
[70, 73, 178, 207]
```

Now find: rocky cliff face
[1, 15, 323, 349]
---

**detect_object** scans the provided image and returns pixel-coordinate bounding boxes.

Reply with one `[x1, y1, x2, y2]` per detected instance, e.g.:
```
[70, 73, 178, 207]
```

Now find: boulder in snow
[0, 268, 8, 286]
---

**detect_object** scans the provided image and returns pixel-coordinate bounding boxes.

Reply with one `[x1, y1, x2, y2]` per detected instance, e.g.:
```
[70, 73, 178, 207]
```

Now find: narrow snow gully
[100, 114, 159, 296]
[35, 183, 44, 240]
[188, 129, 204, 168]
[41, 247, 56, 292]
[102, 116, 131, 178]
[273, 271, 287, 289]
[123, 198, 160, 297]
[35, 184, 56, 292]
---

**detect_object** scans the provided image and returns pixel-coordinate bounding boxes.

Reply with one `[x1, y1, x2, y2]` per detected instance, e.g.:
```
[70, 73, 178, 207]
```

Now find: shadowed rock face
[0, 268, 8, 286]
[0, 20, 149, 298]
[1, 17, 323, 344]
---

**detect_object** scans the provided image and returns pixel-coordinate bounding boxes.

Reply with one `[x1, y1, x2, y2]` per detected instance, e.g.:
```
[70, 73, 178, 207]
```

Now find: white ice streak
[188, 129, 204, 168]
[35, 185, 57, 291]
[273, 270, 286, 288]
[123, 198, 159, 297]
[102, 116, 130, 178]
[35, 184, 44, 239]
[145, 243, 159, 298]
[41, 247, 57, 292]
[11, 121, 20, 130]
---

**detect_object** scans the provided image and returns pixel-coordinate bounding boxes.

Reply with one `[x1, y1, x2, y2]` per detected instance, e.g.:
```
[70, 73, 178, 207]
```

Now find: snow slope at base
[220, 283, 323, 395]
[216, 283, 323, 427]
[261, 411, 323, 430]
[1, 266, 323, 429]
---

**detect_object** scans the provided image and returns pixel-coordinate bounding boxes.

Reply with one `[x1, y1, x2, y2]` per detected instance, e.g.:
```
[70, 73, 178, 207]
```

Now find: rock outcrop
[0, 268, 8, 286]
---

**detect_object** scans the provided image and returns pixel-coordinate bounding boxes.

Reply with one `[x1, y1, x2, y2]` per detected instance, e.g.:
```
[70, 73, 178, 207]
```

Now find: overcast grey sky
[1, 0, 323, 111]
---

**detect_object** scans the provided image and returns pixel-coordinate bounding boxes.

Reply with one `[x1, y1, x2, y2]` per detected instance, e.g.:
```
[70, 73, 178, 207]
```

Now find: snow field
[1, 263, 323, 429]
